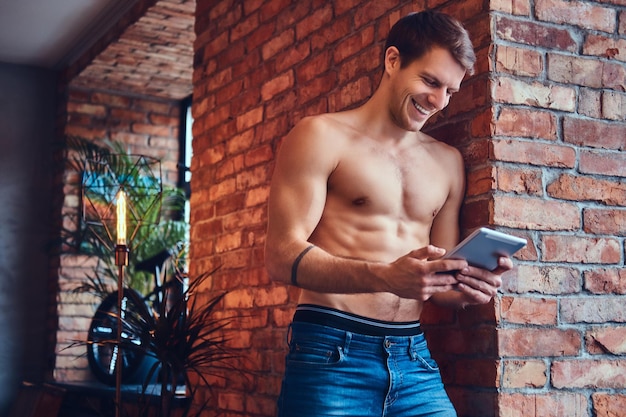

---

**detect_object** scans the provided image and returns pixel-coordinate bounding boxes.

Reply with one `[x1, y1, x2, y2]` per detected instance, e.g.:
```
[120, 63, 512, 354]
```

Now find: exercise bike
[86, 249, 184, 386]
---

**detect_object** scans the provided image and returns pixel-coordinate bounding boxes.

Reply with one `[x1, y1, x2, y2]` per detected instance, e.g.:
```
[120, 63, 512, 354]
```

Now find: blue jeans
[277, 321, 457, 417]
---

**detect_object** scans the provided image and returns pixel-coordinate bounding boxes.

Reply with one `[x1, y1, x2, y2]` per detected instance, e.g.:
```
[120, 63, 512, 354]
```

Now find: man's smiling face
[386, 46, 467, 132]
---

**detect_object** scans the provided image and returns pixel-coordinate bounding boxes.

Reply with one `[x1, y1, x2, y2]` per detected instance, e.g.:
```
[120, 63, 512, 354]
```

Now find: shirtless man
[265, 11, 513, 417]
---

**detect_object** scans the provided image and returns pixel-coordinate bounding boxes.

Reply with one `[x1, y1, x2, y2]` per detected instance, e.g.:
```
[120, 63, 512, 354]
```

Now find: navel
[352, 197, 368, 206]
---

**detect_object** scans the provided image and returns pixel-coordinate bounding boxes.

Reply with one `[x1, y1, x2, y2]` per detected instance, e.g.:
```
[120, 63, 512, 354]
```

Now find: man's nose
[429, 88, 449, 110]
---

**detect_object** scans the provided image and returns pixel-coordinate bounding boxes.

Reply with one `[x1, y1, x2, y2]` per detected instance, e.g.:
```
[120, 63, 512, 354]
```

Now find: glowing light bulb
[116, 190, 127, 246]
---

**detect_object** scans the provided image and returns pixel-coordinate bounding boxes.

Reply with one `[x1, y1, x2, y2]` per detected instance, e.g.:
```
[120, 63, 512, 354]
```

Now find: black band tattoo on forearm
[291, 245, 315, 286]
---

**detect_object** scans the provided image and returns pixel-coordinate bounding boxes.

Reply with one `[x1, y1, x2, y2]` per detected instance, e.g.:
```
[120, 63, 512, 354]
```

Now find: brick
[245, 185, 270, 208]
[592, 393, 626, 417]
[261, 27, 295, 61]
[552, 359, 626, 388]
[494, 15, 577, 51]
[601, 90, 626, 121]
[246, 21, 276, 52]
[498, 328, 581, 356]
[299, 72, 338, 105]
[454, 358, 499, 387]
[493, 195, 580, 230]
[584, 268, 626, 295]
[547, 53, 604, 88]
[494, 77, 576, 111]
[328, 76, 373, 111]
[578, 87, 602, 118]
[236, 106, 264, 132]
[295, 3, 333, 40]
[502, 360, 547, 388]
[254, 285, 289, 307]
[332, 25, 375, 64]
[490, 0, 531, 15]
[236, 165, 270, 189]
[259, 0, 291, 21]
[580, 149, 626, 177]
[215, 193, 246, 217]
[494, 166, 543, 196]
[584, 208, 626, 236]
[230, 11, 260, 42]
[603, 61, 626, 91]
[561, 297, 626, 323]
[503, 265, 581, 294]
[448, 389, 497, 417]
[584, 33, 626, 63]
[67, 102, 108, 117]
[586, 326, 626, 355]
[500, 296, 557, 325]
[495, 45, 543, 77]
[467, 166, 495, 196]
[209, 177, 236, 201]
[337, 47, 381, 84]
[246, 394, 277, 416]
[492, 140, 576, 167]
[215, 231, 242, 253]
[535, 0, 615, 32]
[498, 393, 588, 417]
[547, 174, 626, 206]
[311, 15, 352, 52]
[563, 117, 626, 150]
[261, 71, 294, 101]
[245, 145, 273, 167]
[542, 235, 621, 264]
[494, 107, 556, 139]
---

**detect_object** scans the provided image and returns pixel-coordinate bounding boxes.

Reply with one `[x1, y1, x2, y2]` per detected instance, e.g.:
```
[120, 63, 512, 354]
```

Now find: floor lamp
[82, 154, 162, 417]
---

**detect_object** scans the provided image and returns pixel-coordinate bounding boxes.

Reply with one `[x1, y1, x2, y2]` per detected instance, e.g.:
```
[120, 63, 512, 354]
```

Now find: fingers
[491, 256, 513, 275]
[454, 265, 503, 303]
[407, 245, 446, 260]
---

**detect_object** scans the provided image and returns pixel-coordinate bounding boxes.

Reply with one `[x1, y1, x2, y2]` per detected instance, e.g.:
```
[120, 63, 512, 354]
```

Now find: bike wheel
[86, 288, 150, 386]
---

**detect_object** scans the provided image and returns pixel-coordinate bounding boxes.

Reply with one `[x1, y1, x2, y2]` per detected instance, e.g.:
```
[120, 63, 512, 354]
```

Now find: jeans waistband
[294, 304, 423, 337]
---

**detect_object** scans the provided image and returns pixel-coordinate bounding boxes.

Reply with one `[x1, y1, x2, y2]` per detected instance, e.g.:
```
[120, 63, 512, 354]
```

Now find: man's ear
[384, 46, 401, 74]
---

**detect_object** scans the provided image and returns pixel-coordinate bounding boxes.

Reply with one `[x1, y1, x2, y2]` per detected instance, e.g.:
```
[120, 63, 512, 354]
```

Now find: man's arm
[264, 117, 464, 300]
[428, 147, 512, 308]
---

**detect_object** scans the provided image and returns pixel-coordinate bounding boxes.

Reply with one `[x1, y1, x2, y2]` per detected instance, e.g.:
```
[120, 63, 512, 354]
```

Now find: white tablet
[443, 227, 527, 271]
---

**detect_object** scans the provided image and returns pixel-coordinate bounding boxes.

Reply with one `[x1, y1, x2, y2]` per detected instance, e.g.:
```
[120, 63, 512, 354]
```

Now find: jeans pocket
[287, 339, 344, 367]
[412, 352, 440, 371]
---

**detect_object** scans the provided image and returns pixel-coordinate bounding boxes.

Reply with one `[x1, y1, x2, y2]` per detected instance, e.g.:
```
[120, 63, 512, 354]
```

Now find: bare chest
[327, 145, 450, 222]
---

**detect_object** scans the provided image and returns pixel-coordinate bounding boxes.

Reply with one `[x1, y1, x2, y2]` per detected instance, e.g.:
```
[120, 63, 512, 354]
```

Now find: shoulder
[280, 113, 355, 156]
[275, 113, 352, 174]
[288, 112, 353, 140]
[421, 132, 464, 167]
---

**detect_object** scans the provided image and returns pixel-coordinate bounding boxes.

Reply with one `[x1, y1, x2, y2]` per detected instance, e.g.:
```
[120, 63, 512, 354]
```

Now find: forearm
[265, 242, 390, 294]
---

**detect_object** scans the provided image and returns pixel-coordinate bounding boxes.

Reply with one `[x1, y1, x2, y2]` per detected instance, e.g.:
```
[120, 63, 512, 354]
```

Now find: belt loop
[343, 331, 352, 355]
[408, 334, 417, 359]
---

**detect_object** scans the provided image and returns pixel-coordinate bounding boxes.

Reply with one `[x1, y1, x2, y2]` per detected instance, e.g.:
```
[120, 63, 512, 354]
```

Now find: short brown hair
[384, 11, 476, 75]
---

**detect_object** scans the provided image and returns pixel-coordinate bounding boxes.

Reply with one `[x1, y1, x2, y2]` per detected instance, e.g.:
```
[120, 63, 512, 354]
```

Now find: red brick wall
[55, 86, 181, 382]
[191, 1, 625, 417]
[491, 0, 626, 416]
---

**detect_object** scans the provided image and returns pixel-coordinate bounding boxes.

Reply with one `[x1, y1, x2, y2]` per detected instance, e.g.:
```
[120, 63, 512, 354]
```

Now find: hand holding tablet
[443, 227, 527, 271]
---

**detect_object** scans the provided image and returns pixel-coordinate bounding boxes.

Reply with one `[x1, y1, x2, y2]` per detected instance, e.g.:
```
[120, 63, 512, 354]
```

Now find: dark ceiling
[0, 0, 195, 100]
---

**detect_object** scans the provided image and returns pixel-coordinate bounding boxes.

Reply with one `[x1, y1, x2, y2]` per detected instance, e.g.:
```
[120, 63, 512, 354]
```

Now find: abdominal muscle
[299, 208, 431, 322]
[299, 291, 424, 322]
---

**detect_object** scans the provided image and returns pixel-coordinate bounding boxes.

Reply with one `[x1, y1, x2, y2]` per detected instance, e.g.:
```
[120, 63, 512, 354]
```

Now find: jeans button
[384, 339, 391, 348]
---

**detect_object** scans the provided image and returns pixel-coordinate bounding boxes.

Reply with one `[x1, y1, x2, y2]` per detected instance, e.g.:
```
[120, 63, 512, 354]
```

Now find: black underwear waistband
[293, 304, 423, 337]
